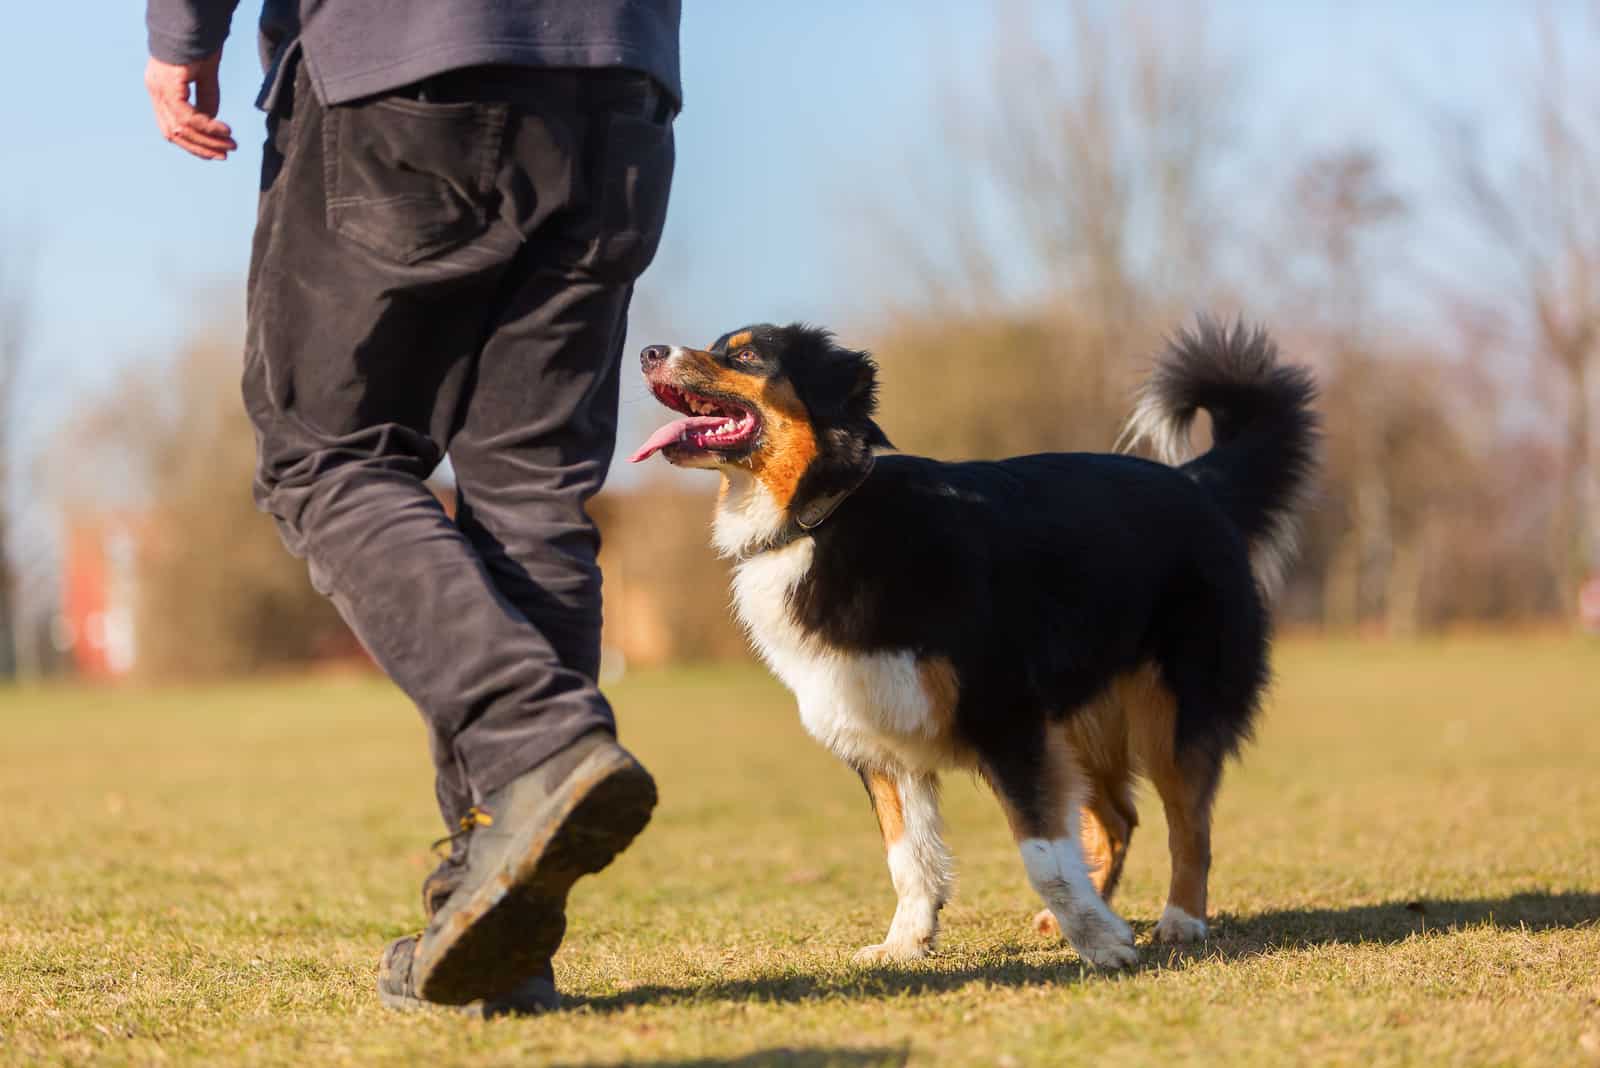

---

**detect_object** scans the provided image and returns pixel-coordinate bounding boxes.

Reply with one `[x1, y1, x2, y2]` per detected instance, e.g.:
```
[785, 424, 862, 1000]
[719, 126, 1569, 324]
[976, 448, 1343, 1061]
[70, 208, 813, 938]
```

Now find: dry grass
[3, 635, 1598, 1066]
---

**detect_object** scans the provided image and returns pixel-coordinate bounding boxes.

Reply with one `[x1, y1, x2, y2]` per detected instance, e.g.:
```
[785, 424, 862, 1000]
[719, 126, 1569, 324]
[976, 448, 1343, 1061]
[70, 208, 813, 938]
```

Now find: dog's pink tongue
[629, 415, 728, 463]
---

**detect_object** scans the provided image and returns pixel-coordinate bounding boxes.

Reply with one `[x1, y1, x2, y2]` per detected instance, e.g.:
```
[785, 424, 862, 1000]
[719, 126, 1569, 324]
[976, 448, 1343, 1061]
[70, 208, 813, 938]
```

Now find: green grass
[3, 636, 1599, 1067]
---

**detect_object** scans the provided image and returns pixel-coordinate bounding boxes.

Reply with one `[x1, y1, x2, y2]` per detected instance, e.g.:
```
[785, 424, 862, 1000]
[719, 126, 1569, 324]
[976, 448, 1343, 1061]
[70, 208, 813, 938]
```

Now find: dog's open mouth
[629, 383, 762, 463]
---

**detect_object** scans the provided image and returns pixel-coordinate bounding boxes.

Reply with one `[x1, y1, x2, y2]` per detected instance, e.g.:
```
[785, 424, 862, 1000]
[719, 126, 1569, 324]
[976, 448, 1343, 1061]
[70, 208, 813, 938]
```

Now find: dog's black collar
[747, 454, 876, 557]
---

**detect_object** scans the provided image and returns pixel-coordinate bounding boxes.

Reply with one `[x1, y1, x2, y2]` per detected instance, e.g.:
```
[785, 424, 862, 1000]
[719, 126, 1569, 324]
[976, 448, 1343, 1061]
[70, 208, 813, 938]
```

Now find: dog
[629, 319, 1318, 968]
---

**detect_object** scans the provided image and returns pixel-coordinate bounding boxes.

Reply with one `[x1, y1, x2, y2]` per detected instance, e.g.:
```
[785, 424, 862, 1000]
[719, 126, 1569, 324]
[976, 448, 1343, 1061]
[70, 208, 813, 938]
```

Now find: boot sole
[378, 978, 560, 1017]
[413, 749, 656, 1004]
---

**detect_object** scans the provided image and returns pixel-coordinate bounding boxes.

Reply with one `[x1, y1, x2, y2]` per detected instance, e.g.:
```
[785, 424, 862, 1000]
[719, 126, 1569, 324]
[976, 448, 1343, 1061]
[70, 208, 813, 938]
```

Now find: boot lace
[430, 805, 494, 859]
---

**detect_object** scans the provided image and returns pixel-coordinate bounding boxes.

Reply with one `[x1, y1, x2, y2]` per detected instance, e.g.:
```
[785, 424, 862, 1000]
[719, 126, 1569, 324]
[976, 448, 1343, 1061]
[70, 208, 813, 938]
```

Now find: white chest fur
[727, 538, 954, 773]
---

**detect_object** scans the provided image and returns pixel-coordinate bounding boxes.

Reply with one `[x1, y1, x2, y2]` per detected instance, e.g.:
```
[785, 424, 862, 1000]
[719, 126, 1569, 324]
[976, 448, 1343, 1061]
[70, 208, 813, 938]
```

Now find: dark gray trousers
[243, 61, 674, 830]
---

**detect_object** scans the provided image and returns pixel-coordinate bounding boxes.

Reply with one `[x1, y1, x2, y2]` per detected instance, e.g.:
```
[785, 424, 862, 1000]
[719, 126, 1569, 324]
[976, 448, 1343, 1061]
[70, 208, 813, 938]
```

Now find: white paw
[851, 940, 931, 965]
[1062, 906, 1138, 969]
[1031, 908, 1061, 939]
[1152, 905, 1208, 944]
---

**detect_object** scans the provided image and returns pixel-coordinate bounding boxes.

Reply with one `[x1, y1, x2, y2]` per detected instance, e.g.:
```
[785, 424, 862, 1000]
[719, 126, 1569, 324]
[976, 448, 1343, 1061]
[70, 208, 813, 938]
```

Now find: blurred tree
[1446, 9, 1600, 622]
[56, 331, 352, 679]
[860, 4, 1567, 634]
[0, 239, 33, 678]
[591, 485, 744, 667]
[1280, 149, 1411, 630]
[867, 1, 1237, 460]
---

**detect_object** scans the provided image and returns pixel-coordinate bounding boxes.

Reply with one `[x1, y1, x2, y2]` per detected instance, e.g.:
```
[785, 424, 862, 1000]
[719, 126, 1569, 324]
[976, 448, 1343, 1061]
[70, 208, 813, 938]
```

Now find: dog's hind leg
[854, 767, 952, 964]
[1127, 667, 1221, 945]
[1068, 704, 1139, 901]
[985, 725, 1138, 969]
[1083, 780, 1137, 899]
[1145, 749, 1220, 944]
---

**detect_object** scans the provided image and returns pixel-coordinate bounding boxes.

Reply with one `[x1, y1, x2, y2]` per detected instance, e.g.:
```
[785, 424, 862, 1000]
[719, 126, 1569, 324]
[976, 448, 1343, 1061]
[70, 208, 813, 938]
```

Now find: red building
[61, 514, 142, 679]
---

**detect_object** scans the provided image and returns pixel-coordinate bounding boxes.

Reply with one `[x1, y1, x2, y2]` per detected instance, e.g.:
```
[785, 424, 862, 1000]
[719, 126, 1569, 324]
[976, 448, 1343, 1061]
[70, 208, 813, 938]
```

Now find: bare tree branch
[1444, 5, 1600, 617]
[0, 235, 36, 677]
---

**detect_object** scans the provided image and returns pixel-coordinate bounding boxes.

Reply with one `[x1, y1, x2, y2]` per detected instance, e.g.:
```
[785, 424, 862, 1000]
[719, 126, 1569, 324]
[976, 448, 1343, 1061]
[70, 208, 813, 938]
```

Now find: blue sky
[0, 1, 1565, 502]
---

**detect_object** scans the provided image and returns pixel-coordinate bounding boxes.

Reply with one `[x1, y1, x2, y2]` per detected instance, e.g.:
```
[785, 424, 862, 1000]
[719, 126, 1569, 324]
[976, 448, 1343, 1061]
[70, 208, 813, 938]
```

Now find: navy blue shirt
[146, 0, 682, 111]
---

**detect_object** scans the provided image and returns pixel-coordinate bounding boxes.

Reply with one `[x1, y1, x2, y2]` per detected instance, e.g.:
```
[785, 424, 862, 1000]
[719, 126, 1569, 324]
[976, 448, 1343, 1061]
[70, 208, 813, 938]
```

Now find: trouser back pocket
[323, 96, 509, 265]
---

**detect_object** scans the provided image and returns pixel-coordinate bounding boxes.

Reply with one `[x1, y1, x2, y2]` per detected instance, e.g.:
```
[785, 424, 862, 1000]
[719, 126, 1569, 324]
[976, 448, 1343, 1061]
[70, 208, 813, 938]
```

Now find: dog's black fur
[699, 321, 1315, 828]
[638, 318, 1319, 961]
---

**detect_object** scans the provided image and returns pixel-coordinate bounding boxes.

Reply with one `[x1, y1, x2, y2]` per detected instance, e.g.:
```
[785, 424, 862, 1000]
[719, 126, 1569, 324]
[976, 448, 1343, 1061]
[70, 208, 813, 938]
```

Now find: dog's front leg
[853, 767, 952, 964]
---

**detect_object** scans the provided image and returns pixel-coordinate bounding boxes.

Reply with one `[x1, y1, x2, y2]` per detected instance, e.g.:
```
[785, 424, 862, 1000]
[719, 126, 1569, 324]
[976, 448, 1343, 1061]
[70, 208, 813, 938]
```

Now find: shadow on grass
[1209, 889, 1600, 950]
[548, 1049, 908, 1068]
[569, 890, 1600, 1013]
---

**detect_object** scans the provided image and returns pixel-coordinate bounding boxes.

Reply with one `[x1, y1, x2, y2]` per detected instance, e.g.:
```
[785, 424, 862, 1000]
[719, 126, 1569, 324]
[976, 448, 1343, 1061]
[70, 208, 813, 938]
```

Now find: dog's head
[630, 323, 891, 524]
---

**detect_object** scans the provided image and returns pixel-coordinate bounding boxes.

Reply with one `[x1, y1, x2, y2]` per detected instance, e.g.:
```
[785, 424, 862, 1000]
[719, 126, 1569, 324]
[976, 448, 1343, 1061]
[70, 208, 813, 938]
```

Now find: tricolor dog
[629, 320, 1318, 968]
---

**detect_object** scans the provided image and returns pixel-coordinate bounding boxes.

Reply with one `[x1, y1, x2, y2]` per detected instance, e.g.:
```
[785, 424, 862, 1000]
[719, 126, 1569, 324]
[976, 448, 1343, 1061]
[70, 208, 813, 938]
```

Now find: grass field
[3, 636, 1598, 1067]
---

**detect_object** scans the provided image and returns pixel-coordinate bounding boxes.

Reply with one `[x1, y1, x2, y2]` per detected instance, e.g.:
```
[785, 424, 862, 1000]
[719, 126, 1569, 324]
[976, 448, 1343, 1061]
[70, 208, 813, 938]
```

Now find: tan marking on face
[864, 769, 905, 845]
[744, 377, 819, 509]
[671, 348, 722, 377]
[663, 350, 821, 507]
[724, 330, 753, 350]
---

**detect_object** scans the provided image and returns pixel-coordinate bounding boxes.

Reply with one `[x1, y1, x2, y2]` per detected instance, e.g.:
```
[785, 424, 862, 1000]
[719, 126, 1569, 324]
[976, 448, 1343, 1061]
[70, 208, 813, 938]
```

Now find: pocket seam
[472, 104, 509, 197]
[370, 96, 487, 120]
[321, 100, 509, 265]
[327, 192, 448, 208]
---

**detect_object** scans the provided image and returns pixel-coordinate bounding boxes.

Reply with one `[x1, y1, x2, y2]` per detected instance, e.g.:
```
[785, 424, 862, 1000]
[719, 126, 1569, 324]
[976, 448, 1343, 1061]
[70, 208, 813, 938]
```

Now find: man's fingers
[194, 71, 221, 119]
[159, 101, 236, 152]
[169, 125, 235, 156]
[181, 117, 236, 149]
[160, 106, 235, 157]
[173, 131, 234, 156]
[175, 102, 233, 141]
[167, 124, 224, 160]
[145, 53, 233, 160]
[169, 131, 226, 161]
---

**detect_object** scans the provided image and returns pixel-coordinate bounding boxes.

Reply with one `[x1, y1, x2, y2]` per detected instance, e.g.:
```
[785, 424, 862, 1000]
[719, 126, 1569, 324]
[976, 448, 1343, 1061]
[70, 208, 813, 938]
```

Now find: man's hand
[145, 51, 237, 160]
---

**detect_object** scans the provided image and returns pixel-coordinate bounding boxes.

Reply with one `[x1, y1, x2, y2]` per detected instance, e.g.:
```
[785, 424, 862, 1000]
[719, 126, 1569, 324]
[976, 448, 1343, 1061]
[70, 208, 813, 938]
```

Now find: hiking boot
[421, 850, 467, 921]
[377, 933, 561, 1017]
[374, 850, 564, 1015]
[411, 731, 657, 1004]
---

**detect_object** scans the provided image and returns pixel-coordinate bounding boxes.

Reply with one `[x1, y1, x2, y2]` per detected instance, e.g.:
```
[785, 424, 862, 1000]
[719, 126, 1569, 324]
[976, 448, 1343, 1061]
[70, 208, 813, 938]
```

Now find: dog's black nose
[640, 345, 668, 367]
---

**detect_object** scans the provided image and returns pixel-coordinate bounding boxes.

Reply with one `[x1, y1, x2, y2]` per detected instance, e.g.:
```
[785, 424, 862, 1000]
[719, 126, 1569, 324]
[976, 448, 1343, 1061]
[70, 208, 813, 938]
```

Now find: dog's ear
[779, 326, 893, 529]
[844, 359, 893, 450]
[784, 324, 893, 449]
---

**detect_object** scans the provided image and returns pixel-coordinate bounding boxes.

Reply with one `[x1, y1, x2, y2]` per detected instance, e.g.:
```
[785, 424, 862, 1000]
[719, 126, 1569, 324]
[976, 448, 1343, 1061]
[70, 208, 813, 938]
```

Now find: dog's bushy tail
[1117, 317, 1320, 598]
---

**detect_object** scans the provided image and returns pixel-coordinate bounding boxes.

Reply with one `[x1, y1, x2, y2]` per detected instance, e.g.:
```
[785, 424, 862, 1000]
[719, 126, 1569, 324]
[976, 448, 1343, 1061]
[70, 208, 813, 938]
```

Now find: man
[143, 1, 680, 1014]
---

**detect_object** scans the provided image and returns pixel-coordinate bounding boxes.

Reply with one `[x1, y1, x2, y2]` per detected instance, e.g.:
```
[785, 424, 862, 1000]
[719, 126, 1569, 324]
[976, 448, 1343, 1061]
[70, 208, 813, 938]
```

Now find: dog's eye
[733, 349, 761, 365]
